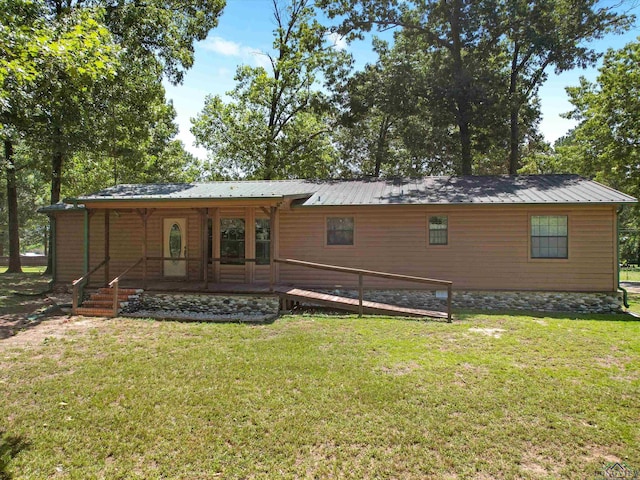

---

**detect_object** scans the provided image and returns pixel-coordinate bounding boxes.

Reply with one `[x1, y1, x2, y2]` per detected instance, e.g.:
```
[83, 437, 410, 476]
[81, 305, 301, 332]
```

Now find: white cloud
[202, 35, 269, 69]
[327, 32, 347, 50]
[203, 36, 242, 56]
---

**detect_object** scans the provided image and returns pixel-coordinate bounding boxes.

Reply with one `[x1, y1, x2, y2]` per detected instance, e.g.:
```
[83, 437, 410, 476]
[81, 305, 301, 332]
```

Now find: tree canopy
[192, 0, 351, 180]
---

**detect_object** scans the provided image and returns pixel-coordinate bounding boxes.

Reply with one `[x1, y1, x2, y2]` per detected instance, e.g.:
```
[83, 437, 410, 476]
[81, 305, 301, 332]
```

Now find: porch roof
[65, 175, 636, 207]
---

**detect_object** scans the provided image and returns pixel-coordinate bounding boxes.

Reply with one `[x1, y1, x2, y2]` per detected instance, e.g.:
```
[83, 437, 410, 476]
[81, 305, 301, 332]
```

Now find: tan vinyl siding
[54, 211, 85, 282]
[278, 204, 617, 292]
[55, 203, 618, 293]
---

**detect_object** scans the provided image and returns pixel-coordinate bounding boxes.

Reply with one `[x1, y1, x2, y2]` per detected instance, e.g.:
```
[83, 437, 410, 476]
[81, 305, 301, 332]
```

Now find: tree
[320, 0, 506, 175]
[1, 0, 118, 272]
[192, 0, 351, 180]
[334, 36, 451, 177]
[32, 0, 224, 206]
[499, 0, 631, 173]
[8, 0, 224, 272]
[320, 0, 632, 175]
[556, 40, 640, 197]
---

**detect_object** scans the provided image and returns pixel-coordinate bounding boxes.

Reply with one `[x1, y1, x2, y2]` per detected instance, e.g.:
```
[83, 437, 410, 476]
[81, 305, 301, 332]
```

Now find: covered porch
[77, 199, 284, 291]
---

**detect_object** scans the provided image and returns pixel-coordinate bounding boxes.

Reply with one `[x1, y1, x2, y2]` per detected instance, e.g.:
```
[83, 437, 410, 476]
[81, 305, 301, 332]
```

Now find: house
[40, 175, 637, 315]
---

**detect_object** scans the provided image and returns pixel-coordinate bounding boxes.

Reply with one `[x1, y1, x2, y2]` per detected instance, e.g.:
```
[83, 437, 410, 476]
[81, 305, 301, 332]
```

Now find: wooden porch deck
[114, 281, 274, 294]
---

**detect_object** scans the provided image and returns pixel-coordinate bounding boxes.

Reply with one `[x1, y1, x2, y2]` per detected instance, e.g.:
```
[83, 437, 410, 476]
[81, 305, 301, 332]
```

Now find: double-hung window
[326, 217, 354, 246]
[220, 218, 245, 264]
[531, 215, 568, 259]
[429, 216, 448, 245]
[255, 218, 271, 265]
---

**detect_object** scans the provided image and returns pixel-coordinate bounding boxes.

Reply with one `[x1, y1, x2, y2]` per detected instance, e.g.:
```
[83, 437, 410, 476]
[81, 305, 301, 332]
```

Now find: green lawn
[1, 311, 639, 479]
[0, 266, 47, 275]
[0, 272, 51, 311]
[627, 293, 640, 313]
[620, 268, 640, 282]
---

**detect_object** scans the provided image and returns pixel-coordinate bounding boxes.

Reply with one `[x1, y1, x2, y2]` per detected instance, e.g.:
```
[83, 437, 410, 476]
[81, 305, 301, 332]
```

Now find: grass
[0, 266, 47, 275]
[627, 293, 640, 312]
[1, 311, 639, 479]
[0, 271, 51, 311]
[620, 267, 640, 282]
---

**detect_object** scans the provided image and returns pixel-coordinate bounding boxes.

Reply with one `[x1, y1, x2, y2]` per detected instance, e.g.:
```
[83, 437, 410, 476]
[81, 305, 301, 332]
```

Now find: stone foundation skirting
[318, 289, 623, 314]
[119, 289, 622, 319]
[122, 293, 280, 322]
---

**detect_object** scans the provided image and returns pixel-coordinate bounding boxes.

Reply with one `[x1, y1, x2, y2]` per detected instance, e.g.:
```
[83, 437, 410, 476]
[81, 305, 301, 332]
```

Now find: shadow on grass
[285, 305, 452, 323]
[0, 431, 29, 480]
[123, 313, 280, 325]
[0, 272, 61, 341]
[0, 272, 51, 296]
[453, 309, 640, 322]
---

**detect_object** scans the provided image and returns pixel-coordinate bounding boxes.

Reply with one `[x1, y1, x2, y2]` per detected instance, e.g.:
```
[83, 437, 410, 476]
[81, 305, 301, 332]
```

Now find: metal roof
[71, 175, 637, 206]
[37, 202, 86, 213]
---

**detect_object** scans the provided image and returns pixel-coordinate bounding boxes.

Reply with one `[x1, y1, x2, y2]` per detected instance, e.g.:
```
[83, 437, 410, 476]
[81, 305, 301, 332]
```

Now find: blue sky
[164, 0, 640, 161]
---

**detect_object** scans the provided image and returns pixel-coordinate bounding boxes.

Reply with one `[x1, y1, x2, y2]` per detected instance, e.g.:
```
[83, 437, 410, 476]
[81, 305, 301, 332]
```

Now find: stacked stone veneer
[318, 289, 623, 314]
[119, 289, 623, 319]
[122, 293, 280, 321]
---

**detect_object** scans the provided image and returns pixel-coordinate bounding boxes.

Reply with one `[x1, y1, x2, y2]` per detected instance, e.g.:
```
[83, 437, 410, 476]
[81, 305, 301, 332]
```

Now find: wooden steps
[75, 288, 142, 317]
[274, 286, 449, 320]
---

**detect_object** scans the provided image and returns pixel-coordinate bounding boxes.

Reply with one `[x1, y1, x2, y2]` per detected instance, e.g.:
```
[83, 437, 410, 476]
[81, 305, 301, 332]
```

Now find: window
[531, 215, 568, 259]
[429, 216, 448, 245]
[255, 218, 271, 265]
[220, 218, 245, 264]
[327, 217, 354, 246]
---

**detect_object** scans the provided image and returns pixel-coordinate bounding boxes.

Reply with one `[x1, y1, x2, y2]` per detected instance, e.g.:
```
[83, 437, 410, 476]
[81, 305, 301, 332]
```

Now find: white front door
[164, 218, 187, 277]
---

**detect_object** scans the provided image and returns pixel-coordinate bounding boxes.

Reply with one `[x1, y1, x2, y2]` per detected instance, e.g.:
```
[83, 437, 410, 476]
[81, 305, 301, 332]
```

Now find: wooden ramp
[274, 286, 449, 320]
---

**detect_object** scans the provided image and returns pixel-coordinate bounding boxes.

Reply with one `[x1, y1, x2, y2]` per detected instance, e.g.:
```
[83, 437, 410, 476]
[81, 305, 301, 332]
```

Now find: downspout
[616, 205, 630, 309]
[79, 204, 89, 306]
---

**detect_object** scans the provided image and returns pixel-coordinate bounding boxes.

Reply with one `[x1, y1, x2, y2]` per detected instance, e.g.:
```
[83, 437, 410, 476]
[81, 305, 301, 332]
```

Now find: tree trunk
[508, 50, 520, 175]
[373, 116, 390, 178]
[45, 149, 64, 274]
[457, 109, 473, 175]
[449, 0, 473, 175]
[508, 106, 519, 174]
[4, 139, 22, 273]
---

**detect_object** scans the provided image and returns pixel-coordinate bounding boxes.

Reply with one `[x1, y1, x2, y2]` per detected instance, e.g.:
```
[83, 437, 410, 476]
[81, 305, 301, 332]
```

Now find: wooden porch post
[104, 210, 110, 285]
[246, 207, 254, 284]
[136, 208, 154, 290]
[142, 211, 147, 289]
[201, 208, 209, 287]
[213, 207, 220, 283]
[269, 206, 277, 291]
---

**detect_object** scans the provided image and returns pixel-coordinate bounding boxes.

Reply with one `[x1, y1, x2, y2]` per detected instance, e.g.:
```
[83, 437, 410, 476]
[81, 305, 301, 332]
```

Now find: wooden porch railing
[273, 258, 453, 322]
[108, 257, 144, 316]
[72, 257, 110, 314]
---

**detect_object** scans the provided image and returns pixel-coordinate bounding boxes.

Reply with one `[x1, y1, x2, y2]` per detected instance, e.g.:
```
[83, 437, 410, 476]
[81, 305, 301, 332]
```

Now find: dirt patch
[0, 283, 105, 349]
[520, 448, 561, 478]
[0, 315, 107, 350]
[378, 361, 421, 376]
[581, 445, 623, 464]
[0, 290, 75, 341]
[594, 354, 630, 369]
[469, 327, 506, 338]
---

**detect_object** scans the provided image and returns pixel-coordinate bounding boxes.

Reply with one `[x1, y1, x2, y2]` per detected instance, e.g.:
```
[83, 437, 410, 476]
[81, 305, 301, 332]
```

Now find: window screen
[429, 216, 448, 245]
[327, 217, 354, 245]
[531, 216, 568, 258]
